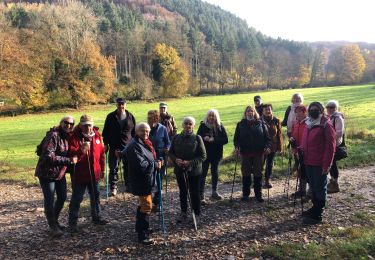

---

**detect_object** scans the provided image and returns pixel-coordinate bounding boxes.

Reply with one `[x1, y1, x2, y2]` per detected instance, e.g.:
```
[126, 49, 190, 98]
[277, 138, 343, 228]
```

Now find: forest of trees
[0, 0, 374, 112]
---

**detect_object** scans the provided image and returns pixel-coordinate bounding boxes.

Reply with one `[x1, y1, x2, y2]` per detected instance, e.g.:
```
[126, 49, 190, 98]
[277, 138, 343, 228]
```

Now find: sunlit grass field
[1, 84, 375, 184]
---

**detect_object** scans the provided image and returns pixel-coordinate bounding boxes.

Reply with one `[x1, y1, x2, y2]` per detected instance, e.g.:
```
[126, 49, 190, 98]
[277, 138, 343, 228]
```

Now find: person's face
[292, 96, 302, 105]
[160, 106, 167, 114]
[81, 124, 93, 134]
[61, 119, 74, 133]
[183, 121, 194, 133]
[326, 105, 337, 115]
[207, 112, 216, 124]
[117, 102, 125, 113]
[137, 127, 150, 140]
[254, 99, 261, 107]
[245, 108, 255, 118]
[147, 113, 157, 126]
[263, 106, 272, 117]
[295, 109, 307, 121]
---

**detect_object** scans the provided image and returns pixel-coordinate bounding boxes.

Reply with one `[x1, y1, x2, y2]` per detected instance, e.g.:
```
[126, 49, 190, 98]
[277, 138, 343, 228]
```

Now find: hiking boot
[211, 190, 223, 200]
[303, 215, 322, 225]
[68, 225, 80, 234]
[93, 217, 108, 225]
[327, 179, 340, 194]
[301, 207, 314, 218]
[56, 222, 66, 231]
[139, 237, 154, 245]
[292, 190, 307, 198]
[200, 195, 208, 205]
[263, 181, 272, 189]
[49, 226, 63, 238]
[124, 185, 132, 193]
[241, 196, 249, 202]
[110, 187, 118, 197]
[176, 212, 188, 224]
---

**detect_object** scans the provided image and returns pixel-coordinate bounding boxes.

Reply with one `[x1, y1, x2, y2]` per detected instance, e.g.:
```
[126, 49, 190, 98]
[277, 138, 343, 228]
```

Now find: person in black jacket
[102, 98, 136, 195]
[234, 106, 271, 202]
[197, 109, 228, 202]
[169, 117, 207, 224]
[118, 123, 162, 245]
[254, 95, 263, 117]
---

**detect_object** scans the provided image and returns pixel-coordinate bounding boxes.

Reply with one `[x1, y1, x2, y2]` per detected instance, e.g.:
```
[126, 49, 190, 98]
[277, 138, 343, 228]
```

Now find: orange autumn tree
[152, 43, 189, 98]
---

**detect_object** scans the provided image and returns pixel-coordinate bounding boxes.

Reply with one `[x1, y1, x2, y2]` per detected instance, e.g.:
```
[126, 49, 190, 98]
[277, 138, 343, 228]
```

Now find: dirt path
[0, 166, 374, 259]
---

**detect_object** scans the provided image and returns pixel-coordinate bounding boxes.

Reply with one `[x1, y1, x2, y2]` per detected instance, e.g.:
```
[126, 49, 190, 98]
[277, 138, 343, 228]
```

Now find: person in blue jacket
[147, 110, 171, 209]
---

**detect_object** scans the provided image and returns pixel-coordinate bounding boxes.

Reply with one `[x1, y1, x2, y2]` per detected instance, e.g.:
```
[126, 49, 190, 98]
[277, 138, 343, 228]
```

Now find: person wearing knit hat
[102, 98, 136, 196]
[326, 100, 346, 194]
[68, 114, 108, 232]
[300, 102, 336, 225]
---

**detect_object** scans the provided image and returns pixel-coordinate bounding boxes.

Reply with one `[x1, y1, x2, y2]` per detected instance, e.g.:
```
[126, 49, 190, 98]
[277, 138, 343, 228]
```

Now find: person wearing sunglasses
[300, 102, 336, 224]
[35, 116, 78, 237]
[169, 117, 207, 224]
[326, 100, 345, 193]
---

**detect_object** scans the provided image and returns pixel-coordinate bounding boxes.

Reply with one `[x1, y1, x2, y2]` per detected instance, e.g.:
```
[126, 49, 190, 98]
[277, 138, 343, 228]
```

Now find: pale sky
[203, 0, 375, 43]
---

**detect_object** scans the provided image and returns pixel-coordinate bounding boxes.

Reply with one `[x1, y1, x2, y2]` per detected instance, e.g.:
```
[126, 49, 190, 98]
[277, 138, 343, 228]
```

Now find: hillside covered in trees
[1, 0, 375, 111]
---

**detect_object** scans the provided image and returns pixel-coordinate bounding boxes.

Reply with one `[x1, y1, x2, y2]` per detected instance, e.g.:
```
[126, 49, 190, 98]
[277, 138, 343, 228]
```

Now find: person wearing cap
[300, 102, 336, 224]
[102, 98, 136, 195]
[326, 100, 345, 194]
[253, 95, 263, 117]
[35, 116, 78, 237]
[68, 115, 107, 232]
[159, 102, 177, 139]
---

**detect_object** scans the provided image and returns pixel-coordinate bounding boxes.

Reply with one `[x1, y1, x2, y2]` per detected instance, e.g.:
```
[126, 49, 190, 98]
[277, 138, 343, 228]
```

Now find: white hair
[203, 109, 221, 127]
[182, 116, 196, 127]
[60, 115, 74, 124]
[326, 100, 339, 109]
[292, 93, 304, 104]
[135, 122, 151, 132]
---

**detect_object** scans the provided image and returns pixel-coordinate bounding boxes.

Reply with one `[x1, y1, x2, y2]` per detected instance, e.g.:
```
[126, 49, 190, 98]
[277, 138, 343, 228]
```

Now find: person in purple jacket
[35, 116, 78, 237]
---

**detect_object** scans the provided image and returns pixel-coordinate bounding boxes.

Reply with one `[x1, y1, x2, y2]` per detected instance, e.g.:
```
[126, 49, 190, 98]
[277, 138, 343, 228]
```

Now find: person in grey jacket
[169, 117, 207, 224]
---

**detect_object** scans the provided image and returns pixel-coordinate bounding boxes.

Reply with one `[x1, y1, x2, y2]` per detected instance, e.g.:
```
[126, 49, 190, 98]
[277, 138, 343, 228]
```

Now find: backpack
[36, 131, 59, 157]
[332, 115, 348, 161]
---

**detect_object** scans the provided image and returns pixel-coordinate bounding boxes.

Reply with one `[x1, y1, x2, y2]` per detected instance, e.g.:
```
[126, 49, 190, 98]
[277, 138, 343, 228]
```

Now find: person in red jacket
[68, 115, 107, 233]
[290, 105, 308, 198]
[300, 102, 336, 224]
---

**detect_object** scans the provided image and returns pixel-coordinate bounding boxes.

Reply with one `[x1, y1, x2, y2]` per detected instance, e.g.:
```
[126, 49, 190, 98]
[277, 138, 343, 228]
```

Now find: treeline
[0, 0, 375, 112]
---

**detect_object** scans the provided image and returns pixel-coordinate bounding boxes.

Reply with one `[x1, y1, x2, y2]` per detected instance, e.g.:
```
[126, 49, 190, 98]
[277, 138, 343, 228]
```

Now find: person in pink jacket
[300, 102, 336, 224]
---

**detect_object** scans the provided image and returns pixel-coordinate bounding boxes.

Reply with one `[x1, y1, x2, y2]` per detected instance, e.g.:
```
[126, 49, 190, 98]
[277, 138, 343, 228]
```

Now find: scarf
[305, 114, 323, 129]
[287, 103, 301, 133]
[205, 122, 219, 135]
[82, 131, 95, 141]
[143, 138, 156, 159]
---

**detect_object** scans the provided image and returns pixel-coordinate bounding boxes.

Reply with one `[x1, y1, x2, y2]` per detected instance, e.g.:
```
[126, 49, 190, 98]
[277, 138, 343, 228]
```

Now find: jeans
[200, 158, 220, 196]
[39, 177, 67, 223]
[264, 152, 275, 180]
[176, 173, 201, 215]
[68, 181, 100, 226]
[329, 160, 339, 179]
[305, 165, 328, 201]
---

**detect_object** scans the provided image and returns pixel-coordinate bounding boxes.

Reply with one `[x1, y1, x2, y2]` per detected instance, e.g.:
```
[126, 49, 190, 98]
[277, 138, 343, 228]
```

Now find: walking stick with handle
[87, 149, 99, 218]
[183, 169, 197, 231]
[105, 152, 109, 200]
[157, 169, 166, 233]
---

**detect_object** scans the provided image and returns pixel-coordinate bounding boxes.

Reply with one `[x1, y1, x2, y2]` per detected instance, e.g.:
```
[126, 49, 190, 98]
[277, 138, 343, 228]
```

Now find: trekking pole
[157, 169, 166, 234]
[87, 149, 99, 217]
[182, 169, 198, 231]
[230, 154, 239, 201]
[105, 152, 109, 200]
[293, 174, 299, 213]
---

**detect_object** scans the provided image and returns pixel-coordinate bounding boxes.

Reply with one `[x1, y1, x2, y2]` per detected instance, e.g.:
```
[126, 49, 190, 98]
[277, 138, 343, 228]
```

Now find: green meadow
[1, 84, 375, 184]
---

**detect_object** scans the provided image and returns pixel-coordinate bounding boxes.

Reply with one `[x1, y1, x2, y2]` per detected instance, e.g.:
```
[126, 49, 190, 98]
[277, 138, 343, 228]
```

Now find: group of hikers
[35, 94, 346, 245]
